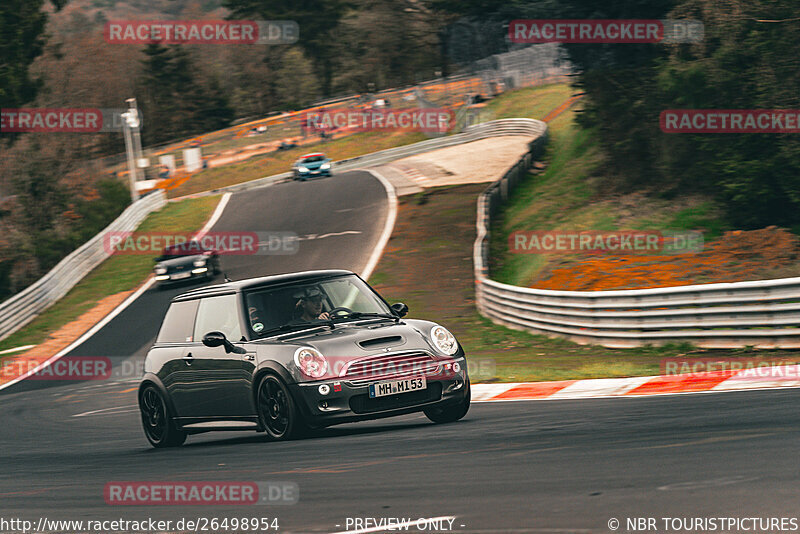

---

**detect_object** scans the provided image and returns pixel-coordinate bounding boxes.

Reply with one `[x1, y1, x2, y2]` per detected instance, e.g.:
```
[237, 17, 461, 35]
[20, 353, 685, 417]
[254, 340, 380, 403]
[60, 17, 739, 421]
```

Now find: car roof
[300, 153, 326, 159]
[172, 269, 354, 302]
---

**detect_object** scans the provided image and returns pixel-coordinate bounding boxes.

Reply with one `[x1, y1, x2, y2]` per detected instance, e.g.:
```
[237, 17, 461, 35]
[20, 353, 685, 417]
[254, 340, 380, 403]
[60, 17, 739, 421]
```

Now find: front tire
[424, 383, 470, 424]
[256, 374, 307, 440]
[139, 385, 187, 448]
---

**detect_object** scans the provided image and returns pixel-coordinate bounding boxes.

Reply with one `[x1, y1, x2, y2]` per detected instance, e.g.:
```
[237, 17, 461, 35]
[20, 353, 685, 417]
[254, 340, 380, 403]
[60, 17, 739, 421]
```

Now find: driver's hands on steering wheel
[318, 312, 331, 320]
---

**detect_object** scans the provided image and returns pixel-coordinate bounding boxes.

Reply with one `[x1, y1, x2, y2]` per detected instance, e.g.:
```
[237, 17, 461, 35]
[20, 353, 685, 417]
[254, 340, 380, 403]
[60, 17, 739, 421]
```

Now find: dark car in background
[153, 242, 220, 287]
[138, 269, 470, 447]
[292, 153, 332, 180]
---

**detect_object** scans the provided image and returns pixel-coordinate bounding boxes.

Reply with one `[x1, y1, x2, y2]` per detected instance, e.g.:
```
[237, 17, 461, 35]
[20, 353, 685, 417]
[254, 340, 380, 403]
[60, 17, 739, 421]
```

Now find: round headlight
[193, 258, 207, 267]
[430, 325, 458, 355]
[294, 347, 328, 379]
[154, 266, 167, 275]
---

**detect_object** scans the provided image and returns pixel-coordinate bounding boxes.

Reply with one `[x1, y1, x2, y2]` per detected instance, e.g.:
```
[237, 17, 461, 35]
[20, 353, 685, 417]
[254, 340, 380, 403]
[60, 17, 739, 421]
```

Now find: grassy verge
[488, 87, 800, 290]
[0, 195, 220, 353]
[367, 84, 800, 382]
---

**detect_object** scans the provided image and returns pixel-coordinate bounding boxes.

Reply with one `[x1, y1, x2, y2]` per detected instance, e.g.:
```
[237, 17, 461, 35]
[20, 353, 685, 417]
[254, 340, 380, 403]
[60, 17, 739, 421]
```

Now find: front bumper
[289, 357, 469, 426]
[154, 269, 210, 285]
[296, 168, 331, 178]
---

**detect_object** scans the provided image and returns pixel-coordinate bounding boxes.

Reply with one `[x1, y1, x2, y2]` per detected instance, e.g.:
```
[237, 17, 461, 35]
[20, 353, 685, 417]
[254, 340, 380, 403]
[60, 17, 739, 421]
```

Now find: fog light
[191, 267, 208, 274]
[318, 384, 331, 395]
[453, 362, 461, 373]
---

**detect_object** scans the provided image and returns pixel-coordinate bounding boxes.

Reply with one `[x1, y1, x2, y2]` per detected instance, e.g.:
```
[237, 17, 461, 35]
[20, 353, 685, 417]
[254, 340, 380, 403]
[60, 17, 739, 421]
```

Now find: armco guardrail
[0, 191, 166, 341]
[473, 120, 800, 349]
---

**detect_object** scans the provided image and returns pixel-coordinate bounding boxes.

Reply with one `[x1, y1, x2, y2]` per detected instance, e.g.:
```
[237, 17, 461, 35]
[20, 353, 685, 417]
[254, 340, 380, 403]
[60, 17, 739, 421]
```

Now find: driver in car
[293, 287, 331, 322]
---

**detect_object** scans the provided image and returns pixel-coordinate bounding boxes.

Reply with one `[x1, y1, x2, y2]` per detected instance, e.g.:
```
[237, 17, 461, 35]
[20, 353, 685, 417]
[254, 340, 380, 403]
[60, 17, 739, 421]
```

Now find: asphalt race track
[5, 170, 389, 394]
[2, 171, 800, 532]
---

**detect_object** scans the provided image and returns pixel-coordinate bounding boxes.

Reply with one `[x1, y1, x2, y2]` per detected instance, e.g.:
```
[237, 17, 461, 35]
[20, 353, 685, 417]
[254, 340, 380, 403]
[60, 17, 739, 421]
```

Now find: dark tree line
[428, 0, 800, 229]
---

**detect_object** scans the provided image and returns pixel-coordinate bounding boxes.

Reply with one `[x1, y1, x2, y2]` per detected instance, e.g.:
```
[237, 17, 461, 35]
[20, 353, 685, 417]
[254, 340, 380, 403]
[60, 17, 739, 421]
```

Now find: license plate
[369, 377, 426, 398]
[171, 272, 191, 280]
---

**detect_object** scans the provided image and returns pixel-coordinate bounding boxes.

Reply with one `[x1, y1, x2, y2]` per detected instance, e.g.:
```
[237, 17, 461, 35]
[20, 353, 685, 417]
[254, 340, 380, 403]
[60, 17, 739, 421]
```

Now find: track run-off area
[2, 169, 800, 532]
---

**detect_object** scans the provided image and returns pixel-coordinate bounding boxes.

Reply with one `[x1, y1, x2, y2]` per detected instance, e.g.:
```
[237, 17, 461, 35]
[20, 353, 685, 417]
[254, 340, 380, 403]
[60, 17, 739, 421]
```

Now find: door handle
[244, 354, 255, 361]
[183, 352, 194, 364]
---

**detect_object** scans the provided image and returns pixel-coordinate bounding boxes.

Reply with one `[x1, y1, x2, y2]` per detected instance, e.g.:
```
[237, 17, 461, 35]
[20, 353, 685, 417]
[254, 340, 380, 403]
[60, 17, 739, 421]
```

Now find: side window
[193, 294, 243, 343]
[156, 300, 199, 343]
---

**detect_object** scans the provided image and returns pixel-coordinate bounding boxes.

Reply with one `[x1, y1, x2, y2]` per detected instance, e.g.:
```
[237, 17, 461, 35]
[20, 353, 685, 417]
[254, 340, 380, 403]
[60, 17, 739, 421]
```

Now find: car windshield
[156, 242, 208, 261]
[302, 155, 326, 163]
[244, 274, 393, 337]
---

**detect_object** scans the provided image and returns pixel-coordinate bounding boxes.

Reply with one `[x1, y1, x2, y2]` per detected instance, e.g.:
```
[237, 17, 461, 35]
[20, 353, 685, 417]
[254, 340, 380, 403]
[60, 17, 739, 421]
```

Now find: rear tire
[139, 385, 187, 448]
[256, 374, 308, 440]
[424, 382, 470, 424]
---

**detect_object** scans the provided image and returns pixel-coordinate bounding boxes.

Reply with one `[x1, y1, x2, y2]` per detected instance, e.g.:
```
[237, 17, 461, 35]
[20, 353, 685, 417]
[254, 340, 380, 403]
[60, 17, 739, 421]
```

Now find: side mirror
[203, 331, 246, 354]
[202, 331, 226, 347]
[391, 302, 409, 318]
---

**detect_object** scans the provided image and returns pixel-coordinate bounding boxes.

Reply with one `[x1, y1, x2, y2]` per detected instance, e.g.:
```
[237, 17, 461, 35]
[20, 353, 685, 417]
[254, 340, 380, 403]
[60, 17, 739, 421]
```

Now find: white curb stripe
[196, 192, 231, 238]
[713, 364, 800, 390]
[471, 383, 519, 401]
[360, 169, 398, 281]
[547, 376, 653, 399]
[0, 345, 35, 355]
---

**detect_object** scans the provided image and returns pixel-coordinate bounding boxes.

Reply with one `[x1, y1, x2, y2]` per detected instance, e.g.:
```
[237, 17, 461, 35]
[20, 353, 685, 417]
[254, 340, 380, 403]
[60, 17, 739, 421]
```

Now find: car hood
[254, 319, 445, 358]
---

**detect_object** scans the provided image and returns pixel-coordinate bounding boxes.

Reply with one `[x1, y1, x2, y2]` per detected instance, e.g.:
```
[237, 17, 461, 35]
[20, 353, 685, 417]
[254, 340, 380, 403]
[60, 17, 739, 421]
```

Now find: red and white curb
[472, 365, 800, 401]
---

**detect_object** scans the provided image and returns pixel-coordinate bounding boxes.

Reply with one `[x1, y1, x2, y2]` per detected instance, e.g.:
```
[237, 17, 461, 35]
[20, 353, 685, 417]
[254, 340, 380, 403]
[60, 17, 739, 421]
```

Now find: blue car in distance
[292, 153, 332, 180]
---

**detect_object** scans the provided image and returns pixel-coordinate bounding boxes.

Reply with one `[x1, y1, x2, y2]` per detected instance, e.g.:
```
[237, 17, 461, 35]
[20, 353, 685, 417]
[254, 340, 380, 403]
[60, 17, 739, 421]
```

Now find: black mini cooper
[138, 269, 470, 447]
[153, 242, 221, 287]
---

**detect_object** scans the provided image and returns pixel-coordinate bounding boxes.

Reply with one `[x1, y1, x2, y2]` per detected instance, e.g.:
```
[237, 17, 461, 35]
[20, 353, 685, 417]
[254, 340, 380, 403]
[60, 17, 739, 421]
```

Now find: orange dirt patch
[534, 226, 800, 290]
[0, 287, 139, 386]
[542, 94, 584, 122]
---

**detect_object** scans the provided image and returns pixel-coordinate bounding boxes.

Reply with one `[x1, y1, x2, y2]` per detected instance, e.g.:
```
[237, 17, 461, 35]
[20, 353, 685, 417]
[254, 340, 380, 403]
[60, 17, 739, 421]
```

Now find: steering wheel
[327, 307, 355, 318]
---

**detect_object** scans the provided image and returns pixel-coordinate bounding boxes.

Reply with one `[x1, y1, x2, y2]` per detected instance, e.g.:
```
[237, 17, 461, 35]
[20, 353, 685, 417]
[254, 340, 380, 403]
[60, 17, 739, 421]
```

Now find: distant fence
[0, 191, 166, 341]
[472, 119, 800, 349]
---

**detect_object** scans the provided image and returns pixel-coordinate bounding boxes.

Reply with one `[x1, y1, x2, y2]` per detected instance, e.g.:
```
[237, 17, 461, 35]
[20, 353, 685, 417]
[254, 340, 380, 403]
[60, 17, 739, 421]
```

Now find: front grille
[349, 383, 442, 414]
[341, 351, 440, 387]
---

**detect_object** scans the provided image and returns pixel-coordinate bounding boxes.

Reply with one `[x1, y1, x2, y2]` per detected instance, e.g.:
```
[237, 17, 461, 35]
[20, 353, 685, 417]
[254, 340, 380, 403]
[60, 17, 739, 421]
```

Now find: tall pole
[121, 98, 142, 203]
[121, 112, 138, 203]
[127, 98, 145, 174]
